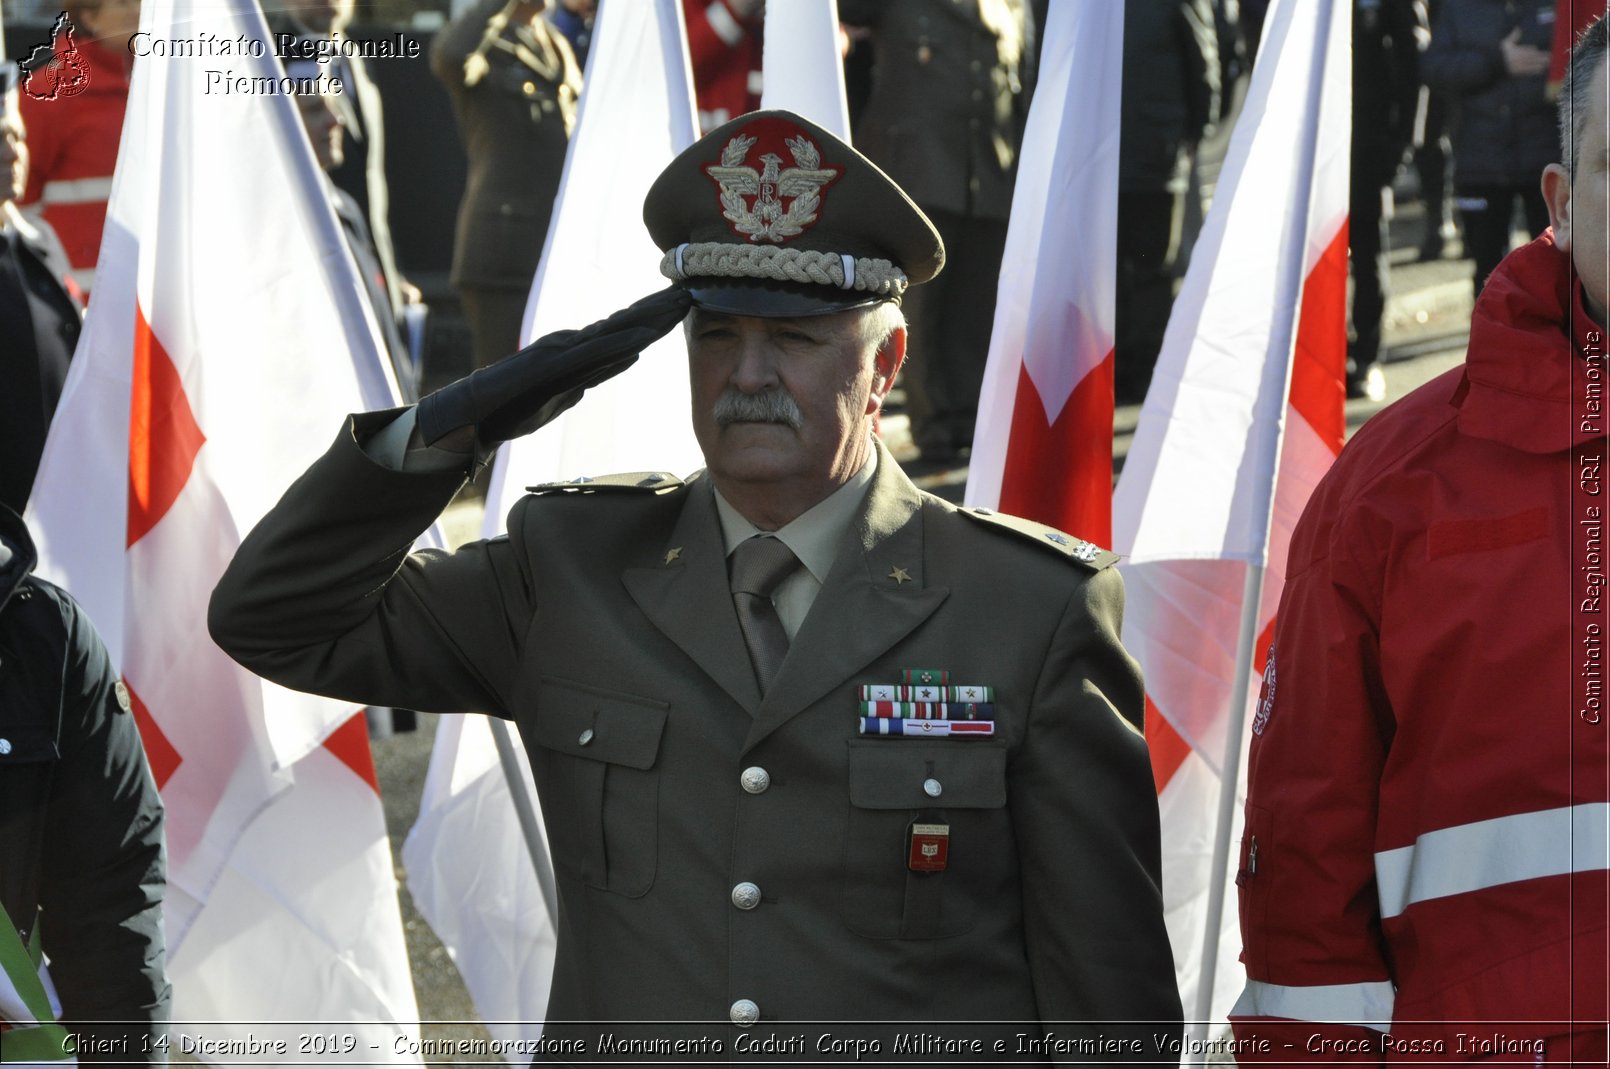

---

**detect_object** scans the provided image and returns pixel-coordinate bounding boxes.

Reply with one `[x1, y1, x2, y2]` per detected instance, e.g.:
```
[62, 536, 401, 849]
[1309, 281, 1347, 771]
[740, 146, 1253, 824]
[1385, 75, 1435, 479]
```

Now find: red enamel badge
[907, 822, 950, 872]
[703, 116, 842, 244]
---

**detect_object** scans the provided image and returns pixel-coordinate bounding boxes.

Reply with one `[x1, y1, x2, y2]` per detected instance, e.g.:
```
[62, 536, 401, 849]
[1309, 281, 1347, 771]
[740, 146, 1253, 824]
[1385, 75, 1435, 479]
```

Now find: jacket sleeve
[682, 0, 758, 69]
[38, 591, 170, 1064]
[1228, 481, 1396, 1062]
[429, 0, 507, 89]
[1178, 0, 1222, 143]
[17, 92, 61, 208]
[1421, 6, 1505, 95]
[1012, 566, 1184, 1059]
[1386, 0, 1428, 153]
[208, 411, 534, 718]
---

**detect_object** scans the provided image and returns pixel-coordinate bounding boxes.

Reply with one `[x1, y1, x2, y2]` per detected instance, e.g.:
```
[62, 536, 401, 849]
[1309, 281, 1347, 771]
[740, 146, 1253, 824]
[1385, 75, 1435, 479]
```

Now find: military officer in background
[840, 0, 1035, 461]
[430, 0, 582, 371]
[210, 110, 1181, 1060]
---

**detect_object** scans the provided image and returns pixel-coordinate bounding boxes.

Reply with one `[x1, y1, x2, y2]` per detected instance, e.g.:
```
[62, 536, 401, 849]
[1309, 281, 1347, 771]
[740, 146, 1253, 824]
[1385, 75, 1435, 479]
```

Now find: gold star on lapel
[664, 547, 683, 564]
[888, 565, 912, 585]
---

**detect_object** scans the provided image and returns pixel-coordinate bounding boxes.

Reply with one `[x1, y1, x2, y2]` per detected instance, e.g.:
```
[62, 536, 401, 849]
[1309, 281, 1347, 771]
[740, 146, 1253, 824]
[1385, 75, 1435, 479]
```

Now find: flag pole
[1190, 562, 1267, 1036]
[490, 718, 560, 925]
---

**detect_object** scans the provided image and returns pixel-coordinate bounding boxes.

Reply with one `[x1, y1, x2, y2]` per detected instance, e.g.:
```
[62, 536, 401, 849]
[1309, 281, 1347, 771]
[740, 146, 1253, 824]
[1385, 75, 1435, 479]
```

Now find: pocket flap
[1427, 507, 1549, 559]
[847, 740, 1007, 809]
[532, 677, 668, 769]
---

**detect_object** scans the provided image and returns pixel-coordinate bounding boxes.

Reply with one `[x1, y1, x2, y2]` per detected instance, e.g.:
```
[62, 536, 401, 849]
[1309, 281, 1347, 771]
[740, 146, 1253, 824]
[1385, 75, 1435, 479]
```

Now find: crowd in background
[9, 0, 1578, 505]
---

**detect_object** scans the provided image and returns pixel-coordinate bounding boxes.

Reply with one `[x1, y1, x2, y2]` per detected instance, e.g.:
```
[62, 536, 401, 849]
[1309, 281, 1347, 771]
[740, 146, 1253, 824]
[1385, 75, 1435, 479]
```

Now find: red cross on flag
[966, 0, 1122, 548]
[26, 0, 420, 1055]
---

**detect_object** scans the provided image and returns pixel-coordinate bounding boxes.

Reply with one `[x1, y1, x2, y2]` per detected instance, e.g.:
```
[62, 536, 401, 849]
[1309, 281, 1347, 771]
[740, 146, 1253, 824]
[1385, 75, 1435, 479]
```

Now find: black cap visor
[685, 277, 893, 318]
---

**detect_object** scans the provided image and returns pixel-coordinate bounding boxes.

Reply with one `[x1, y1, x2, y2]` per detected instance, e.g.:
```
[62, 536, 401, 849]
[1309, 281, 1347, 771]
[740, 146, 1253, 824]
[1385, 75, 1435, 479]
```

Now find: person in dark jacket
[0, 503, 169, 1063]
[1115, 0, 1219, 405]
[1347, 0, 1428, 401]
[275, 0, 410, 337]
[1, 67, 83, 515]
[430, 0, 581, 371]
[1413, 0, 1459, 262]
[841, 0, 1035, 460]
[1423, 0, 1558, 292]
[292, 84, 416, 401]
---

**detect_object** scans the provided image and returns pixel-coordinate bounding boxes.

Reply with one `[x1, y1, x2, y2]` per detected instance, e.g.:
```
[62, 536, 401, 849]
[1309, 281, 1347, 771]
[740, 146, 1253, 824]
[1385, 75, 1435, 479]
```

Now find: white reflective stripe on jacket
[1229, 979, 1396, 1031]
[1375, 803, 1610, 920]
[40, 177, 114, 205]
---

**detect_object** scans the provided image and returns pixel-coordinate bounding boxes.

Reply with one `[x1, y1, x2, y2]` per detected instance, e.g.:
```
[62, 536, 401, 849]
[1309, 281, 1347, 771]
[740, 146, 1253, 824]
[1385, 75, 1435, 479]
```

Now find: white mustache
[713, 389, 804, 429]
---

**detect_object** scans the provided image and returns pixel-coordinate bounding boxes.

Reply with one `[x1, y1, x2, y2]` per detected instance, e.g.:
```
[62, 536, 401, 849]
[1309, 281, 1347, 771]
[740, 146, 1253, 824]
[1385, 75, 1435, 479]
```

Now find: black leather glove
[416, 285, 692, 448]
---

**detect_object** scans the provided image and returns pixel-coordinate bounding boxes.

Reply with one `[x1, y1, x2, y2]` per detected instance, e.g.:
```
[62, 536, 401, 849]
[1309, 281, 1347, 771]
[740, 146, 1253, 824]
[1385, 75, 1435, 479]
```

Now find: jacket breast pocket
[1426, 507, 1549, 560]
[842, 740, 1009, 940]
[529, 677, 668, 898]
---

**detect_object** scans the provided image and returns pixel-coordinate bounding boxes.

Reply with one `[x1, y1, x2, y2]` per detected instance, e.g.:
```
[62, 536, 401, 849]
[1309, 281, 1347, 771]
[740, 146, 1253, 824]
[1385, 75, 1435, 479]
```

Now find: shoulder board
[526, 472, 684, 495]
[957, 507, 1121, 571]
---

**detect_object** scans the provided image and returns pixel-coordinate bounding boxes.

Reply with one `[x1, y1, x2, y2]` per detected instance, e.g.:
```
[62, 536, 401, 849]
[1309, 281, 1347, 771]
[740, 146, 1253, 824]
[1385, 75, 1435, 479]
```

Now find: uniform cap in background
[644, 109, 944, 317]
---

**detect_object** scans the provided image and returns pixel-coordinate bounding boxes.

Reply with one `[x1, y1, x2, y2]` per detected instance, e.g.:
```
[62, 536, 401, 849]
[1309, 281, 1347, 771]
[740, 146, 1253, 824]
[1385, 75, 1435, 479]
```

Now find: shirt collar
[3, 204, 32, 244]
[712, 445, 878, 583]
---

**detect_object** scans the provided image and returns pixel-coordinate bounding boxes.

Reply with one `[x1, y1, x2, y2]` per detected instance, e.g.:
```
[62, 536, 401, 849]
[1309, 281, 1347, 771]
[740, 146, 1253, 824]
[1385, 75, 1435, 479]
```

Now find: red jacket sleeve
[1228, 470, 1396, 1063]
[18, 91, 61, 207]
[682, 0, 755, 67]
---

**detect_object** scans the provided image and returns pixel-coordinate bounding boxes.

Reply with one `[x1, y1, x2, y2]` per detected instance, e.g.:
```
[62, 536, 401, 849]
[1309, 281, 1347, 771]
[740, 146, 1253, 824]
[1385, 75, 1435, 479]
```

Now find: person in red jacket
[683, 0, 763, 135]
[1229, 15, 1610, 1062]
[17, 0, 139, 297]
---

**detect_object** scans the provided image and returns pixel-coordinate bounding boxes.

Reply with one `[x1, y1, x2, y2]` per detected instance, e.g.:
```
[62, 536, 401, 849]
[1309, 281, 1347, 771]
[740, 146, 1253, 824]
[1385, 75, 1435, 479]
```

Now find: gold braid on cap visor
[660, 242, 909, 298]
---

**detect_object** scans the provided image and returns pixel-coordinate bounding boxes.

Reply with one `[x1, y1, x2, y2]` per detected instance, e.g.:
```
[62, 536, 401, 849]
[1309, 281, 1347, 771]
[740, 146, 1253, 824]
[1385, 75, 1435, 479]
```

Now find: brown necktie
[728, 536, 799, 694]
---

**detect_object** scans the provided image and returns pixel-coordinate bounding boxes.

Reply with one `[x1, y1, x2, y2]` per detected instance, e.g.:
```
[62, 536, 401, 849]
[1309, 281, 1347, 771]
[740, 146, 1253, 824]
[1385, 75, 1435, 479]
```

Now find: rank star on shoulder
[888, 566, 912, 584]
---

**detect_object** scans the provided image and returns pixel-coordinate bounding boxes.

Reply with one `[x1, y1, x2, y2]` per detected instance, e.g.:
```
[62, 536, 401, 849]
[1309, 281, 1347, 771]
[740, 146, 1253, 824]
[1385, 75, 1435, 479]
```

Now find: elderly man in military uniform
[210, 110, 1181, 1060]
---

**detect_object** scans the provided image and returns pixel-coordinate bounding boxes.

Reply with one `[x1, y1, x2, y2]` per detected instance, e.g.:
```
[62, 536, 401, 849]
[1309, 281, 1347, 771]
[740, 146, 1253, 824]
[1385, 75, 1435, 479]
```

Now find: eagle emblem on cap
[705, 132, 841, 244]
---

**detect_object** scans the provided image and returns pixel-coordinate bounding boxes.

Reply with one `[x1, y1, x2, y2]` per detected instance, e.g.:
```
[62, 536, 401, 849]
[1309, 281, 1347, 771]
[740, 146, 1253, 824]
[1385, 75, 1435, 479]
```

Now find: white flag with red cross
[25, 0, 420, 1055]
[1111, 0, 1350, 1025]
[965, 0, 1122, 548]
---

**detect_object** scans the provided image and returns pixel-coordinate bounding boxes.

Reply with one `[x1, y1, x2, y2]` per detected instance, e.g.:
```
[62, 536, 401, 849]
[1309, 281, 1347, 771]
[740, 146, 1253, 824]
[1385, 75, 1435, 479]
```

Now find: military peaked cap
[643, 109, 945, 317]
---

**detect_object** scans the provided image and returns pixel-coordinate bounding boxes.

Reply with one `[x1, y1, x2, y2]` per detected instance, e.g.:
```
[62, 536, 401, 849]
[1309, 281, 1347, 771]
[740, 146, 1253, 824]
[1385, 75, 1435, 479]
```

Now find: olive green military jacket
[209, 412, 1182, 1062]
[841, 0, 1034, 224]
